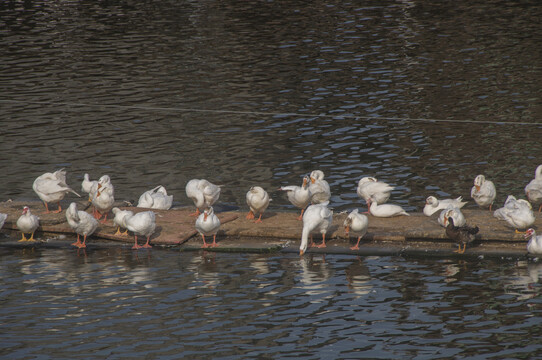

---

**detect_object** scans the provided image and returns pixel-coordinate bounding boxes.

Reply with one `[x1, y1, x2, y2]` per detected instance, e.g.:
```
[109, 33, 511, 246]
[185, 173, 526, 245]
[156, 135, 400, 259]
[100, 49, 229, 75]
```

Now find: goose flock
[0, 165, 540, 255]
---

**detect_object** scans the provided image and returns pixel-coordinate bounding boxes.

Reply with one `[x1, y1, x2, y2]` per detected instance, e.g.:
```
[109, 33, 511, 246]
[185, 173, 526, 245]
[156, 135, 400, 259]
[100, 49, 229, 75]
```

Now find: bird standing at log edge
[16, 206, 39, 242]
[195, 206, 221, 248]
[278, 175, 311, 220]
[525, 164, 542, 212]
[445, 216, 479, 254]
[299, 201, 333, 255]
[245, 186, 270, 223]
[470, 174, 496, 211]
[525, 228, 542, 255]
[33, 169, 80, 213]
[344, 209, 369, 250]
[66, 202, 98, 248]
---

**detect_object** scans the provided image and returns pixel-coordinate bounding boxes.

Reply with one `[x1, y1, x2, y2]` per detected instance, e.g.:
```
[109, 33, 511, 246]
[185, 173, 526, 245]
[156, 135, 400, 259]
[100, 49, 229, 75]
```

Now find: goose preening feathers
[308, 170, 331, 205]
[33, 169, 80, 213]
[137, 185, 173, 210]
[279, 175, 311, 220]
[423, 196, 467, 216]
[300, 201, 333, 255]
[525, 165, 542, 212]
[246, 186, 270, 223]
[343, 209, 369, 250]
[186, 179, 221, 216]
[357, 177, 394, 209]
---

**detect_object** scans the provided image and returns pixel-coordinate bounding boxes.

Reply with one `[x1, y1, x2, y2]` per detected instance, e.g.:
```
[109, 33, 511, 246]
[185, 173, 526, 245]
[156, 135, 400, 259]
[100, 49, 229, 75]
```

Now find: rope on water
[0, 98, 540, 126]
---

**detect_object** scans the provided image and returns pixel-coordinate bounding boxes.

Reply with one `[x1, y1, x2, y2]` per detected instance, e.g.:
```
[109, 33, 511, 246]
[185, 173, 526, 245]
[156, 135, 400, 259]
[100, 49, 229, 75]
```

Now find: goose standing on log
[137, 185, 173, 210]
[112, 207, 133, 236]
[124, 211, 156, 250]
[445, 216, 479, 254]
[246, 186, 270, 223]
[438, 207, 466, 228]
[91, 177, 115, 223]
[33, 169, 80, 213]
[279, 175, 311, 220]
[525, 164, 542, 212]
[423, 196, 467, 216]
[195, 206, 221, 248]
[525, 228, 542, 255]
[16, 206, 39, 242]
[185, 179, 221, 216]
[357, 177, 394, 210]
[308, 170, 331, 205]
[300, 201, 333, 255]
[81, 173, 98, 202]
[493, 198, 535, 232]
[66, 202, 98, 248]
[470, 175, 496, 211]
[344, 209, 369, 250]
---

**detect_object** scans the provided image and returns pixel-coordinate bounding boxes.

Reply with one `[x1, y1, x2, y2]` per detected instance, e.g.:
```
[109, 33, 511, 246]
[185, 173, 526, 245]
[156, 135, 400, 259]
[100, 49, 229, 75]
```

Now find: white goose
[16, 206, 39, 242]
[245, 186, 270, 223]
[493, 198, 535, 232]
[0, 213, 7, 230]
[195, 206, 221, 248]
[186, 179, 221, 216]
[279, 175, 311, 220]
[470, 174, 497, 210]
[33, 169, 80, 213]
[137, 185, 173, 210]
[423, 196, 467, 216]
[525, 228, 542, 255]
[368, 200, 409, 218]
[438, 207, 466, 227]
[111, 207, 133, 236]
[81, 173, 98, 201]
[357, 177, 394, 208]
[343, 209, 369, 250]
[300, 201, 333, 255]
[91, 179, 115, 223]
[124, 211, 156, 249]
[66, 202, 98, 248]
[525, 164, 542, 212]
[308, 170, 331, 205]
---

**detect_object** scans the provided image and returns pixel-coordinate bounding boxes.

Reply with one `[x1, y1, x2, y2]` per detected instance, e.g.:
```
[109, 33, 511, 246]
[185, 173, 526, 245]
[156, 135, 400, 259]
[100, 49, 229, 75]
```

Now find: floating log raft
[0, 200, 539, 259]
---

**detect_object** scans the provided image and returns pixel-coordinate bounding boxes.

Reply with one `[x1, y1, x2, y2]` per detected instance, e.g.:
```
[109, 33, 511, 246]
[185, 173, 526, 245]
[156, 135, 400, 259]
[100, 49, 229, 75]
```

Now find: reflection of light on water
[187, 252, 219, 296]
[345, 257, 373, 297]
[502, 261, 542, 301]
[297, 255, 334, 300]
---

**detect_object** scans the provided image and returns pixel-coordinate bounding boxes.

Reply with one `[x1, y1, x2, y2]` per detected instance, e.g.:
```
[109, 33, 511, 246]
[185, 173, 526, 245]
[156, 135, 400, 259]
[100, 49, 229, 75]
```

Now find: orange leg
[246, 211, 255, 220]
[297, 208, 305, 221]
[211, 235, 218, 247]
[350, 236, 362, 251]
[254, 214, 263, 223]
[71, 234, 82, 247]
[79, 235, 88, 249]
[43, 202, 51, 214]
[201, 234, 210, 248]
[190, 208, 202, 217]
[309, 235, 315, 248]
[132, 235, 142, 250]
[315, 234, 327, 248]
[142, 236, 152, 249]
[52, 202, 62, 214]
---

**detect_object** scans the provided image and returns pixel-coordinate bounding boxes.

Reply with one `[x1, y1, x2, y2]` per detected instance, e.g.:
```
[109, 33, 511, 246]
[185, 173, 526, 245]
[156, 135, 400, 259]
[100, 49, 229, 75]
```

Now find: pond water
[1, 248, 541, 359]
[1, 1, 541, 358]
[0, 0, 540, 214]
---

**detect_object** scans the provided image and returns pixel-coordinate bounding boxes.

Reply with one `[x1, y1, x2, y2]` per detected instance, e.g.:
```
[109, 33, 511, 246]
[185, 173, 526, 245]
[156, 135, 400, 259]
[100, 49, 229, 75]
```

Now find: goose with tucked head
[279, 175, 311, 220]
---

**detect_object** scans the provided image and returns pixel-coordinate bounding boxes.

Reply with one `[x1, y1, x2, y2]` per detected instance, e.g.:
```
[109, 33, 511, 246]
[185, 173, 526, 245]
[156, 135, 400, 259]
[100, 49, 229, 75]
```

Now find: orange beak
[204, 212, 208, 221]
[299, 249, 304, 256]
[310, 177, 315, 184]
[475, 185, 480, 192]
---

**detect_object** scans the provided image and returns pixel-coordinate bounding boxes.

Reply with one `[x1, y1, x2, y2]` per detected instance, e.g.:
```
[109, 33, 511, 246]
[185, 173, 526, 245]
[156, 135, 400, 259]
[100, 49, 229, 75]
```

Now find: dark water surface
[0, 0, 540, 212]
[1, 248, 542, 359]
[1, 1, 542, 358]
